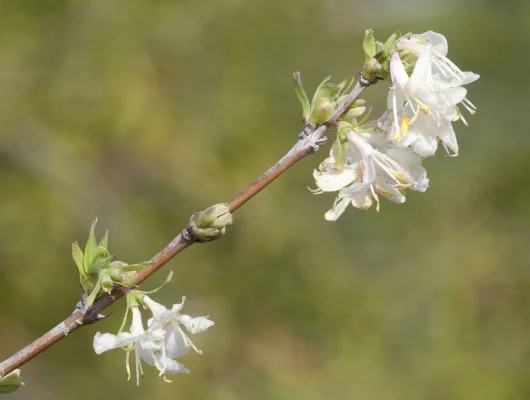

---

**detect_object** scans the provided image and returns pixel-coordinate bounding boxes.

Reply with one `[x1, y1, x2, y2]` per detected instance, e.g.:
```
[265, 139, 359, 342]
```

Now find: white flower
[314, 130, 428, 220]
[93, 306, 189, 385]
[385, 32, 479, 156]
[143, 295, 214, 358]
[397, 31, 479, 95]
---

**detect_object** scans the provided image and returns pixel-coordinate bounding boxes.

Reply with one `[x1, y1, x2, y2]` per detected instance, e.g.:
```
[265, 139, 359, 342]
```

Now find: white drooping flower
[93, 306, 182, 385]
[143, 295, 214, 359]
[313, 130, 428, 220]
[93, 303, 192, 385]
[397, 31, 479, 94]
[384, 31, 479, 156]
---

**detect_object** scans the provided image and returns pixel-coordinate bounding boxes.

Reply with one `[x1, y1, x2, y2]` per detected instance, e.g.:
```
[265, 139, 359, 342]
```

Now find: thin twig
[0, 79, 370, 377]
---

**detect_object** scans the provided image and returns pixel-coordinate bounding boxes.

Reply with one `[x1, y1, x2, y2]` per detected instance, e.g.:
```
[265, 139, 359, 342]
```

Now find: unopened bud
[352, 98, 366, 107]
[187, 203, 233, 243]
[310, 98, 335, 125]
[107, 263, 138, 288]
[362, 58, 382, 82]
[0, 369, 24, 394]
[342, 106, 366, 120]
[99, 271, 114, 294]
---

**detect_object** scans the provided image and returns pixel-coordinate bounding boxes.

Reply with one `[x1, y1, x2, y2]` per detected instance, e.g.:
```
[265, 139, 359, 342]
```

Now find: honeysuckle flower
[93, 306, 188, 385]
[143, 295, 214, 358]
[385, 46, 479, 156]
[396, 31, 479, 97]
[315, 130, 428, 220]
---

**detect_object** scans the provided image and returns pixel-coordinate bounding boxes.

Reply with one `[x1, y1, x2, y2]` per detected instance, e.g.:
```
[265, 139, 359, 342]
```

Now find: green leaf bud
[310, 98, 335, 125]
[362, 58, 382, 82]
[0, 369, 24, 394]
[293, 72, 311, 123]
[363, 29, 376, 60]
[187, 204, 233, 243]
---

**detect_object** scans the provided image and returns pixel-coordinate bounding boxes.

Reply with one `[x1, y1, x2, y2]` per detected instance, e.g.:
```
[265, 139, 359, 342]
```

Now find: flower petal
[93, 332, 135, 354]
[313, 167, 357, 192]
[179, 315, 215, 334]
[324, 196, 350, 221]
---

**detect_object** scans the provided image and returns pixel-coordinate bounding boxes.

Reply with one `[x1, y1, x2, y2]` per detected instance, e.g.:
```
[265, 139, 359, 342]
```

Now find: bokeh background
[0, 0, 528, 399]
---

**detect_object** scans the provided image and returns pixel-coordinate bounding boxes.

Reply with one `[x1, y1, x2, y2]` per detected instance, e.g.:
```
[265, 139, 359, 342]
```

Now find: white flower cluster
[314, 31, 479, 220]
[93, 295, 214, 385]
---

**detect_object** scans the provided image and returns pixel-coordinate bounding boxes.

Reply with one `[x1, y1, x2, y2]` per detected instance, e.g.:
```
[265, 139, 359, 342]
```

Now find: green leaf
[383, 32, 399, 54]
[363, 29, 376, 60]
[99, 229, 109, 250]
[119, 262, 148, 272]
[72, 241, 85, 279]
[84, 218, 98, 272]
[85, 277, 102, 307]
[293, 72, 311, 122]
[90, 255, 115, 273]
[340, 76, 355, 96]
[310, 75, 331, 112]
[357, 105, 373, 126]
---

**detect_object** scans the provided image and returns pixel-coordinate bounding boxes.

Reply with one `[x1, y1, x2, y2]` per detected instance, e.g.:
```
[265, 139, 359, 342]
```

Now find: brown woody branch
[0, 77, 370, 377]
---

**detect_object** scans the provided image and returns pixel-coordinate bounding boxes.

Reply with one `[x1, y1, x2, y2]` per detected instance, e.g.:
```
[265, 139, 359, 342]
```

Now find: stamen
[126, 350, 131, 381]
[177, 325, 202, 355]
[455, 107, 468, 126]
[372, 157, 400, 183]
[462, 97, 477, 110]
[135, 347, 141, 386]
[371, 186, 380, 212]
[375, 184, 394, 196]
[397, 114, 409, 140]
[461, 98, 477, 115]
[392, 88, 401, 139]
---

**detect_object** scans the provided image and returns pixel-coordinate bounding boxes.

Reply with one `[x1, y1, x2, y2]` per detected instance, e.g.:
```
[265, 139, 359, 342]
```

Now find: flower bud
[187, 203, 233, 243]
[362, 58, 382, 82]
[104, 263, 136, 288]
[0, 369, 24, 394]
[342, 105, 366, 120]
[100, 271, 114, 294]
[310, 98, 335, 125]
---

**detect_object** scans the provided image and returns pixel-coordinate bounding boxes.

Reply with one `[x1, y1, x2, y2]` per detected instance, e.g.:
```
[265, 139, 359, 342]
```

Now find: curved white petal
[350, 193, 373, 210]
[179, 315, 215, 334]
[313, 167, 357, 192]
[93, 332, 135, 354]
[324, 196, 350, 221]
[390, 52, 409, 86]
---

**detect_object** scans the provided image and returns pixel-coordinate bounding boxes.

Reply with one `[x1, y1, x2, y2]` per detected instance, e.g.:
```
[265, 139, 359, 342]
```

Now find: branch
[0, 78, 370, 377]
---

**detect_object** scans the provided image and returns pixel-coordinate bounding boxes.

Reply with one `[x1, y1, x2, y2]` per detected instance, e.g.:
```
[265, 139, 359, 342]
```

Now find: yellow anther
[375, 184, 394, 196]
[395, 114, 409, 140]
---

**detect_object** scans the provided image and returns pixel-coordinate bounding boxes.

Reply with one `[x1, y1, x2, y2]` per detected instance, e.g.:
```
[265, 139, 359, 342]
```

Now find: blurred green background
[0, 0, 528, 399]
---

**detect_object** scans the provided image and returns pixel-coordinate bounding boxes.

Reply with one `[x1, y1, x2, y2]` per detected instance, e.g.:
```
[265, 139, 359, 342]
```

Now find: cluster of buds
[72, 219, 146, 307]
[306, 30, 479, 219]
[186, 203, 233, 242]
[293, 72, 366, 126]
[93, 290, 214, 385]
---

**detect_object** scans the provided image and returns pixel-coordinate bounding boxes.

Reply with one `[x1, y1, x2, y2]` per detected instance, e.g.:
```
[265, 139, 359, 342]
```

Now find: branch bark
[0, 78, 370, 377]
